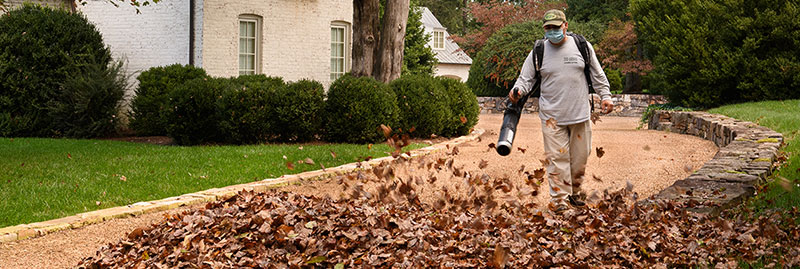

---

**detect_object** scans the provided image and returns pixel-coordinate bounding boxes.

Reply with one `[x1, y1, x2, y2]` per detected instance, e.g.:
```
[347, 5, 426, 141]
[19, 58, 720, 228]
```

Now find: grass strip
[0, 138, 426, 227]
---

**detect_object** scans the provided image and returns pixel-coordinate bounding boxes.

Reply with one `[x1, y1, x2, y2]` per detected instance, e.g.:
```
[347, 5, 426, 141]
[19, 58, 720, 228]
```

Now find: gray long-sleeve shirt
[512, 36, 612, 126]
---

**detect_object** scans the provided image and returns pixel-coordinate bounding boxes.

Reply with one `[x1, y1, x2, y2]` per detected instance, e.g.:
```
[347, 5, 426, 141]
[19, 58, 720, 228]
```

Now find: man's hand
[601, 100, 614, 114]
[508, 89, 521, 104]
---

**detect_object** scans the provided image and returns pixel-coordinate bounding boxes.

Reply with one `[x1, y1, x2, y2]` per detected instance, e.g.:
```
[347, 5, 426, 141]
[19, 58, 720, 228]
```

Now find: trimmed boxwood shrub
[272, 79, 325, 142]
[324, 74, 399, 143]
[166, 77, 233, 145]
[0, 4, 111, 137]
[438, 77, 479, 137]
[391, 74, 451, 138]
[47, 60, 128, 138]
[129, 64, 208, 136]
[216, 76, 281, 144]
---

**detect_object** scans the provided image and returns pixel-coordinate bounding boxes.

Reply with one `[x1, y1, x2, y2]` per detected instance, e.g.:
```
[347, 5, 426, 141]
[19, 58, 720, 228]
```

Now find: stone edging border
[646, 110, 784, 214]
[0, 129, 486, 243]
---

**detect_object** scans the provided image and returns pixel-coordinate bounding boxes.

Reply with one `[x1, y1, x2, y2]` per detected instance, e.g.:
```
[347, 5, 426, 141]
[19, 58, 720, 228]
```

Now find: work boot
[568, 192, 587, 207]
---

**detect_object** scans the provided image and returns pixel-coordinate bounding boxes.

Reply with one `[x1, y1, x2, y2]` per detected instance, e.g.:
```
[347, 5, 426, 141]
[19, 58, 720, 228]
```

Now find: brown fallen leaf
[539, 159, 550, 167]
[596, 147, 605, 158]
[286, 161, 295, 170]
[592, 174, 602, 182]
[643, 145, 651, 151]
[120, 175, 127, 182]
[479, 159, 489, 169]
[95, 201, 101, 206]
[304, 158, 315, 165]
[518, 165, 526, 174]
[492, 245, 509, 268]
[368, 144, 373, 150]
[127, 227, 144, 240]
[330, 150, 337, 159]
[488, 143, 496, 149]
[68, 153, 72, 159]
[777, 176, 793, 192]
[380, 124, 392, 138]
[533, 168, 545, 180]
[460, 116, 467, 124]
[546, 118, 558, 129]
[591, 112, 602, 124]
[517, 147, 527, 154]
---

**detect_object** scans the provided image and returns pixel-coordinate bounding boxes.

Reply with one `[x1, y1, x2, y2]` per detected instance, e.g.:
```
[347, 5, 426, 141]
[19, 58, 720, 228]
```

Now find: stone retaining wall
[646, 110, 784, 214]
[478, 94, 668, 117]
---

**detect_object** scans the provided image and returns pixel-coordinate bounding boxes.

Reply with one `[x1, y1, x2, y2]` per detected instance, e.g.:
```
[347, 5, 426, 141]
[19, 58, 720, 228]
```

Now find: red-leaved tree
[450, 0, 566, 56]
[595, 19, 652, 92]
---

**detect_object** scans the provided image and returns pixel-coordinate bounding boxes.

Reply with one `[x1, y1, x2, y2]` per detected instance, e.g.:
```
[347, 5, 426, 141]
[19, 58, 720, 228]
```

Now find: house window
[239, 15, 261, 75]
[433, 30, 445, 50]
[331, 22, 350, 81]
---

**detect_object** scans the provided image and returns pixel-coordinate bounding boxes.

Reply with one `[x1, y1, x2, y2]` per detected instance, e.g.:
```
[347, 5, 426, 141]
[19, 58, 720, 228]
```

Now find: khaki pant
[541, 120, 591, 205]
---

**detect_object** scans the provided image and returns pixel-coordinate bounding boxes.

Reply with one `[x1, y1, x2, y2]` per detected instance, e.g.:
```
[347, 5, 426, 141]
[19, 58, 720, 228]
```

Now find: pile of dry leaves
[79, 166, 799, 267]
[79, 129, 800, 267]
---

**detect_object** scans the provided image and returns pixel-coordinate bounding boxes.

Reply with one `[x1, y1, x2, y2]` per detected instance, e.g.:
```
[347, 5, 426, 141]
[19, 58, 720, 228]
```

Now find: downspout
[189, 0, 195, 66]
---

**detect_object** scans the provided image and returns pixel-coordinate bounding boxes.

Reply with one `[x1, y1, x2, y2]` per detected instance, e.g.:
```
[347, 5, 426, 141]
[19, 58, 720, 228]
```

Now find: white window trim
[331, 21, 351, 81]
[238, 15, 262, 75]
[432, 30, 445, 50]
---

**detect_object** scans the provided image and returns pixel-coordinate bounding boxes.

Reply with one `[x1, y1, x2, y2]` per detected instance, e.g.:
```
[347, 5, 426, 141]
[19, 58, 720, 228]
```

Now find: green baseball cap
[543, 9, 566, 27]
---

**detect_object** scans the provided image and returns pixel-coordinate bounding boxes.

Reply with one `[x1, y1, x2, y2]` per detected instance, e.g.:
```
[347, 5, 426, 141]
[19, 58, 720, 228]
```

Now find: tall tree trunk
[352, 0, 380, 78]
[374, 0, 409, 83]
[623, 42, 646, 93]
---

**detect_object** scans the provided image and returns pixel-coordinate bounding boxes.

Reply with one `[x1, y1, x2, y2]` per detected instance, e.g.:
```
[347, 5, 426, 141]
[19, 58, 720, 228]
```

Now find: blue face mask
[545, 28, 564, 43]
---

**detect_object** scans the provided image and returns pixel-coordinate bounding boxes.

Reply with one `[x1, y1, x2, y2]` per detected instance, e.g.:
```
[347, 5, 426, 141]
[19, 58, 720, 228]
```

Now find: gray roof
[419, 7, 472, 65]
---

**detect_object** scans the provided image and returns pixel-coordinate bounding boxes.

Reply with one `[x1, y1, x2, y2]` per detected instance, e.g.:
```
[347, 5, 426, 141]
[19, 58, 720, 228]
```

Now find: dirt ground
[0, 114, 718, 268]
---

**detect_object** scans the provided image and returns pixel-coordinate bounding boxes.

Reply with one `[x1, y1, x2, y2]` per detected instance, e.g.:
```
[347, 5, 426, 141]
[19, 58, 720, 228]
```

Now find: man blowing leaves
[508, 9, 614, 213]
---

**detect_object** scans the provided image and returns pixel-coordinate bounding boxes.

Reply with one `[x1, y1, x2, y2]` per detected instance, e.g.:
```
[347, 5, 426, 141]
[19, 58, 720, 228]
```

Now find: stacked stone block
[478, 94, 668, 116]
[646, 110, 784, 214]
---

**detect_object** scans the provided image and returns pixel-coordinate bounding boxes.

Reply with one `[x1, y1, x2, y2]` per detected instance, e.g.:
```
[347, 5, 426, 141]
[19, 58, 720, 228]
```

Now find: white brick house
[77, 0, 353, 95]
[419, 7, 471, 82]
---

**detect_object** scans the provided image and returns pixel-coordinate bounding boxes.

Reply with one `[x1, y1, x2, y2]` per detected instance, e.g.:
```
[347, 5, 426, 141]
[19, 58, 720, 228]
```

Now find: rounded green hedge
[0, 4, 112, 137]
[166, 77, 234, 145]
[216, 76, 280, 144]
[391, 74, 451, 138]
[324, 74, 399, 143]
[438, 77, 479, 137]
[273, 79, 325, 142]
[129, 64, 208, 136]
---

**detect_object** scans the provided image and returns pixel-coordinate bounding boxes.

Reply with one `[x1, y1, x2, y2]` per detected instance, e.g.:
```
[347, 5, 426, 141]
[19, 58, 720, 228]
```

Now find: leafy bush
[272, 80, 325, 142]
[166, 78, 233, 145]
[47, 59, 127, 138]
[216, 76, 279, 145]
[438, 77, 479, 137]
[403, 5, 438, 76]
[466, 20, 602, 97]
[631, 0, 800, 108]
[605, 68, 623, 94]
[129, 64, 208, 136]
[324, 74, 399, 143]
[232, 74, 284, 90]
[391, 74, 450, 138]
[0, 4, 111, 137]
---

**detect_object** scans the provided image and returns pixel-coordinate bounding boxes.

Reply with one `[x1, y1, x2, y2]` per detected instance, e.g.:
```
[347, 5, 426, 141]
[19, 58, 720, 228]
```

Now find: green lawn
[0, 138, 425, 227]
[708, 99, 800, 215]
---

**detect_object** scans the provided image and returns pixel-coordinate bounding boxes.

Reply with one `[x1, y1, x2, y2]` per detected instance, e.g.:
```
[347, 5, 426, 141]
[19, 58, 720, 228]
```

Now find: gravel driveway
[0, 114, 717, 268]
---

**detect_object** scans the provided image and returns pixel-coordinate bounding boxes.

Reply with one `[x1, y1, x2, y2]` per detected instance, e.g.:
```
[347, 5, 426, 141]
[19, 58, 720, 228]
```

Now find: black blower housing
[496, 93, 531, 156]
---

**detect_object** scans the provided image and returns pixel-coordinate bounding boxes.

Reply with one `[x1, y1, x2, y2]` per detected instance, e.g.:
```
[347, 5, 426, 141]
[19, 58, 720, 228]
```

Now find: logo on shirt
[563, 56, 580, 65]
